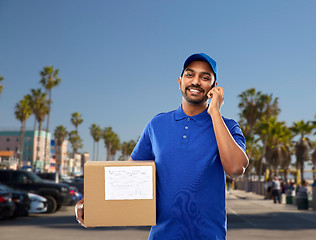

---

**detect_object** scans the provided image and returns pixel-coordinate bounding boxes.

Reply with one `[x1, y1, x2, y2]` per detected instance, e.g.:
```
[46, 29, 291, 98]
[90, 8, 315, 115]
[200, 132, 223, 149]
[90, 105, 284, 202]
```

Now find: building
[0, 130, 51, 171]
[0, 151, 18, 169]
[49, 139, 57, 173]
[54, 139, 69, 175]
[67, 152, 89, 176]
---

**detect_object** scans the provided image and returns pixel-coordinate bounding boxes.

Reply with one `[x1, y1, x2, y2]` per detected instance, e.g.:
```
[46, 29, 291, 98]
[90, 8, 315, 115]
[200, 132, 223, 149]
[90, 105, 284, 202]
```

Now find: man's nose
[191, 76, 201, 85]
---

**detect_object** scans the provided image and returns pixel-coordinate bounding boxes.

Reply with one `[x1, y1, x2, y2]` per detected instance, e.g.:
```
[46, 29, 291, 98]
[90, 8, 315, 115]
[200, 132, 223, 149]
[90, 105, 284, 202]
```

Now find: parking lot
[1, 189, 316, 240]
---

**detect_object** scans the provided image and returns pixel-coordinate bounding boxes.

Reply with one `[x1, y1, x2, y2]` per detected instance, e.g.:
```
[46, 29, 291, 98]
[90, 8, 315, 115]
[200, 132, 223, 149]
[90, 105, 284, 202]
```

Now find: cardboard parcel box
[84, 161, 156, 227]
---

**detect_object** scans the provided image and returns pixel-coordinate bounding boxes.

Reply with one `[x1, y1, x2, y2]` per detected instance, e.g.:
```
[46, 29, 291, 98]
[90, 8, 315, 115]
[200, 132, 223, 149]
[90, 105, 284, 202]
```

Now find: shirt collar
[174, 105, 211, 125]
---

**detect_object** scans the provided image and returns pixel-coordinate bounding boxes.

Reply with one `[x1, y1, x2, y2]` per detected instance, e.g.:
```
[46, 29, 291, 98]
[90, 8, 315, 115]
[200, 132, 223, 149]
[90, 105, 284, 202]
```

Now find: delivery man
[76, 53, 249, 239]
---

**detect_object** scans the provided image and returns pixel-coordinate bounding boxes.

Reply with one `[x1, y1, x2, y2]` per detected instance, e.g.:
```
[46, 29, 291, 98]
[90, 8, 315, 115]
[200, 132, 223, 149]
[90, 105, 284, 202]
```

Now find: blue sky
[0, 0, 315, 160]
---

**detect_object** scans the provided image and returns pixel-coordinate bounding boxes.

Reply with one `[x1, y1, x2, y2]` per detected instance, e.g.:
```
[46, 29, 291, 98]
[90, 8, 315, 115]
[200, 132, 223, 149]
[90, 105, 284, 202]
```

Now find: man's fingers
[76, 208, 90, 228]
[218, 87, 224, 95]
[207, 87, 220, 99]
[75, 202, 84, 219]
[75, 198, 86, 226]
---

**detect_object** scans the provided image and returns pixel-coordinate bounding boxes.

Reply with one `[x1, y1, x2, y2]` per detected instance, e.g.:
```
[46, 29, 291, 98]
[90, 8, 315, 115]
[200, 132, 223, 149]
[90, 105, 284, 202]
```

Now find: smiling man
[129, 53, 248, 239]
[76, 53, 248, 240]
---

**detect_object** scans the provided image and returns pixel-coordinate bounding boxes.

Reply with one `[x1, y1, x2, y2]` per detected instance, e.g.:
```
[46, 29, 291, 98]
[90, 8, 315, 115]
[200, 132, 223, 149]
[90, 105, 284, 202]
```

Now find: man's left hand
[207, 87, 224, 116]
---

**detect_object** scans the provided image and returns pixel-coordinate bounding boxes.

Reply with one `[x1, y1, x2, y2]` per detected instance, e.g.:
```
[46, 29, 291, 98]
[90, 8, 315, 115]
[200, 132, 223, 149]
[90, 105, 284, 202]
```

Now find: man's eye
[202, 76, 210, 81]
[185, 73, 193, 77]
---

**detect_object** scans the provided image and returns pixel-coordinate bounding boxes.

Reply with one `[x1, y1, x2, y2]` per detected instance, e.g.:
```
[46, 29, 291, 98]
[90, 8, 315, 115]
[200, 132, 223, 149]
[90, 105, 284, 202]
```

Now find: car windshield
[0, 183, 13, 191]
[25, 172, 43, 183]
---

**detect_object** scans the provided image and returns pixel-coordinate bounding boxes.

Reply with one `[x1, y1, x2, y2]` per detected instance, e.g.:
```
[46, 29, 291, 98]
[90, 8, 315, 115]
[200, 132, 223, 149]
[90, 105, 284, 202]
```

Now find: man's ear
[178, 76, 182, 89]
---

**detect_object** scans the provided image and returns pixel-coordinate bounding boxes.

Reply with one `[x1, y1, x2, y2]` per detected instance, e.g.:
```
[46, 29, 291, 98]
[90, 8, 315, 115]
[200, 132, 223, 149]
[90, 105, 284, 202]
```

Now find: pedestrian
[272, 176, 281, 204]
[75, 53, 249, 239]
[264, 178, 272, 199]
[298, 180, 309, 195]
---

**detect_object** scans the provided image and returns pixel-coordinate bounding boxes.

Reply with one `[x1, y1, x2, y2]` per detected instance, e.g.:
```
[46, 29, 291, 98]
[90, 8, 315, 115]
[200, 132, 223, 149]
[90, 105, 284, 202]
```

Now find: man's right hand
[75, 198, 90, 228]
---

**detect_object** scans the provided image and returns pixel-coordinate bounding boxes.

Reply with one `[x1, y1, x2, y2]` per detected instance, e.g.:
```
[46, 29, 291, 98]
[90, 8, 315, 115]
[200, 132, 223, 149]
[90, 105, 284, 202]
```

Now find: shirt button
[187, 117, 190, 121]
[183, 135, 187, 139]
[185, 126, 188, 130]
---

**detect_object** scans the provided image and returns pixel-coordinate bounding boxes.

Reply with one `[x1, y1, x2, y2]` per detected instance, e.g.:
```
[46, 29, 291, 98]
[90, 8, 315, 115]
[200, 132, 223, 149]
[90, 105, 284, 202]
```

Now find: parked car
[68, 186, 83, 205]
[0, 183, 30, 217]
[0, 190, 15, 219]
[63, 177, 84, 194]
[37, 173, 84, 200]
[37, 173, 60, 183]
[0, 170, 72, 213]
[28, 193, 47, 214]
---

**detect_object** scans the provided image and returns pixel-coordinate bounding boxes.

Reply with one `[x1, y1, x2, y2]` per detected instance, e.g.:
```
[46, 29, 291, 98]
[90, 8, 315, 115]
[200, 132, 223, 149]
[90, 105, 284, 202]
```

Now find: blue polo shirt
[131, 105, 245, 240]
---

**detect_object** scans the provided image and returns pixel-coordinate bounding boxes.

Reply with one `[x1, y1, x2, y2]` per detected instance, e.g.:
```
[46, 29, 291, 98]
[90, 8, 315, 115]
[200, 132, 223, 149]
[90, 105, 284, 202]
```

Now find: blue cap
[182, 53, 217, 80]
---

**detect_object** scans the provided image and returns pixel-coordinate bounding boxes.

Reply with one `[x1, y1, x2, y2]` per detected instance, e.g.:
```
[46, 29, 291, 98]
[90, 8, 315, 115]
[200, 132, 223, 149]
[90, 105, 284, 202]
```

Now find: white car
[28, 193, 47, 214]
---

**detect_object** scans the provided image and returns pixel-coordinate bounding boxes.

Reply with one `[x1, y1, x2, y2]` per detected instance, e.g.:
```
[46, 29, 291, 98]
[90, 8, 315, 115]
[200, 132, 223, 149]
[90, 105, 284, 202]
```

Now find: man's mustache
[185, 84, 205, 93]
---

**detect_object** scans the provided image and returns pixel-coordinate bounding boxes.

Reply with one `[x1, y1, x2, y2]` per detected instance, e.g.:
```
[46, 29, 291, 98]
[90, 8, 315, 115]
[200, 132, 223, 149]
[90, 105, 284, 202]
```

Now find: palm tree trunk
[97, 141, 99, 161]
[34, 122, 42, 171]
[259, 139, 267, 182]
[300, 165, 304, 183]
[284, 169, 288, 183]
[56, 143, 61, 174]
[93, 140, 95, 161]
[106, 144, 112, 161]
[56, 144, 59, 174]
[33, 117, 36, 133]
[43, 113, 50, 171]
[19, 121, 26, 169]
[43, 91, 51, 172]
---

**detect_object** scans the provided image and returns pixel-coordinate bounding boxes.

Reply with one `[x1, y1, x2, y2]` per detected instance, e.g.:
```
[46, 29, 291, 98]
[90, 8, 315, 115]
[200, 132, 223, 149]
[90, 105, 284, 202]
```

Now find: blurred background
[0, 0, 315, 239]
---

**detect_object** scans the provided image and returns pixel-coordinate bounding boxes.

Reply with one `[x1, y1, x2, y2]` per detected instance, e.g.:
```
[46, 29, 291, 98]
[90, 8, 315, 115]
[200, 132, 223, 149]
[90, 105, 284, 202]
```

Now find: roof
[0, 151, 15, 157]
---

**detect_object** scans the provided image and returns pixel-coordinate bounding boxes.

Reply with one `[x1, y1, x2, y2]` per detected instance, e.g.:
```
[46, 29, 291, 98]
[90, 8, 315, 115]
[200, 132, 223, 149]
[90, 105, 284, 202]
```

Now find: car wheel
[56, 204, 62, 211]
[44, 196, 58, 213]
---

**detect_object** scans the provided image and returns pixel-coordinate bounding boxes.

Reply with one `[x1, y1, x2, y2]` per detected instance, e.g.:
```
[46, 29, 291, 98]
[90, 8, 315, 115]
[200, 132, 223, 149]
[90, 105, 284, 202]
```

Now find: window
[6, 147, 10, 151]
[12, 172, 29, 184]
[6, 138, 10, 142]
[0, 171, 10, 182]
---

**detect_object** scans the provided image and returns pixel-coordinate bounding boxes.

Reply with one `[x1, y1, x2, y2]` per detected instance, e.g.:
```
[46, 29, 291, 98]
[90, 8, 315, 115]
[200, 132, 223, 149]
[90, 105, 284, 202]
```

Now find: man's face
[178, 60, 216, 105]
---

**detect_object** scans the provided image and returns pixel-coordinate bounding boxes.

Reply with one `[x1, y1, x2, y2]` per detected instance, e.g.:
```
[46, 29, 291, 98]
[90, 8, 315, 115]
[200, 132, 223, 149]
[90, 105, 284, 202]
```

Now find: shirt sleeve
[130, 121, 155, 161]
[226, 120, 246, 152]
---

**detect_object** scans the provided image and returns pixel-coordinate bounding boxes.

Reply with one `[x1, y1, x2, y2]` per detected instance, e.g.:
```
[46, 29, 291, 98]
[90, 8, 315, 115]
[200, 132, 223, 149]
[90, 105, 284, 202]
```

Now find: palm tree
[120, 139, 137, 161]
[14, 95, 32, 169]
[29, 89, 49, 172]
[110, 137, 121, 160]
[68, 130, 83, 157]
[238, 88, 280, 180]
[103, 127, 120, 161]
[239, 89, 280, 135]
[243, 135, 261, 177]
[238, 88, 263, 137]
[0, 74, 4, 95]
[290, 120, 314, 182]
[311, 141, 316, 180]
[54, 125, 68, 173]
[120, 141, 128, 161]
[40, 66, 61, 172]
[71, 112, 83, 132]
[255, 117, 292, 180]
[267, 119, 292, 180]
[90, 124, 102, 161]
[257, 93, 280, 119]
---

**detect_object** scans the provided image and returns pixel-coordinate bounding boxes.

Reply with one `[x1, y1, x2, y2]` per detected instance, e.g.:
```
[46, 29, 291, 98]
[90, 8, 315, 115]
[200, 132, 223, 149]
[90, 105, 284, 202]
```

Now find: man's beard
[181, 84, 208, 105]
